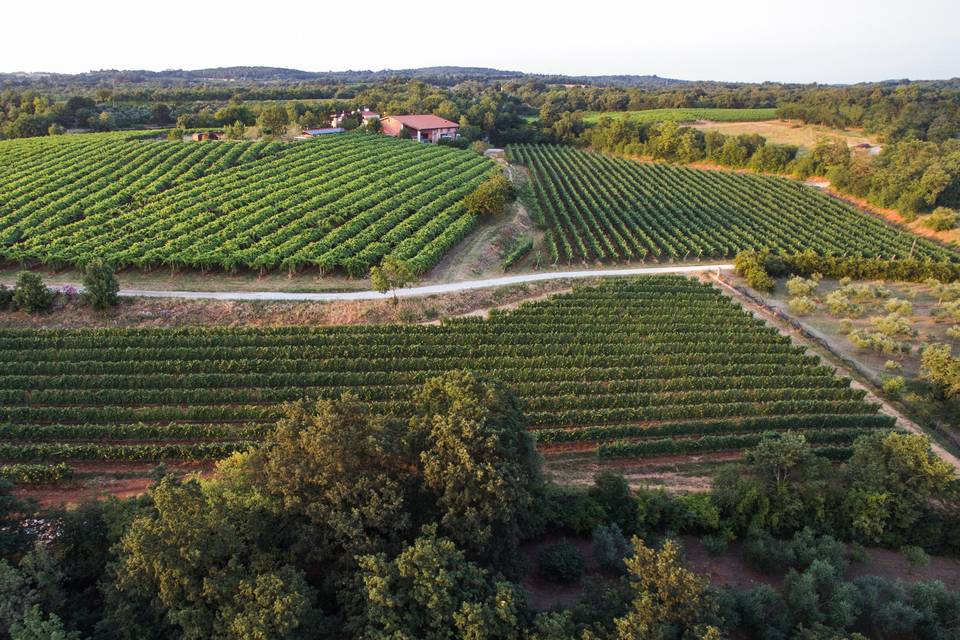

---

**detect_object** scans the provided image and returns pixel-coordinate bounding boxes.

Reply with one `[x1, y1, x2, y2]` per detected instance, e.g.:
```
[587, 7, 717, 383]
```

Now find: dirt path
[711, 275, 960, 473]
[28, 264, 733, 302]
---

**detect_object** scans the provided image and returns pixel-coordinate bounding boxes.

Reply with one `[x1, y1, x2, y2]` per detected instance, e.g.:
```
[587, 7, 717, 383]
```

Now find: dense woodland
[2, 371, 960, 640]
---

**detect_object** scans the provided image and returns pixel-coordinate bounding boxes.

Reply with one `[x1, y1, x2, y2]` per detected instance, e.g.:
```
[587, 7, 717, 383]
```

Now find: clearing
[690, 119, 878, 151]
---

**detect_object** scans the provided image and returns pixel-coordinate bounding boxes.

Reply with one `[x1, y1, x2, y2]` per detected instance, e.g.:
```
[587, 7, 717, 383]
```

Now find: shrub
[742, 532, 791, 574]
[82, 261, 120, 310]
[786, 275, 820, 297]
[872, 313, 915, 338]
[464, 174, 514, 216]
[838, 319, 855, 335]
[883, 376, 906, 396]
[538, 540, 585, 584]
[701, 534, 729, 557]
[884, 360, 903, 371]
[592, 524, 632, 574]
[788, 296, 818, 315]
[734, 250, 775, 292]
[12, 271, 54, 313]
[922, 207, 957, 231]
[848, 543, 870, 564]
[948, 326, 960, 340]
[826, 291, 862, 317]
[900, 545, 930, 568]
[588, 472, 638, 534]
[884, 298, 913, 315]
[0, 284, 11, 310]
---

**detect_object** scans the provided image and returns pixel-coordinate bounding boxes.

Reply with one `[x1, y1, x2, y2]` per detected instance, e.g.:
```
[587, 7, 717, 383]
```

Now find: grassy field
[690, 119, 878, 150]
[508, 144, 959, 265]
[0, 277, 890, 480]
[581, 108, 777, 125]
[0, 131, 494, 275]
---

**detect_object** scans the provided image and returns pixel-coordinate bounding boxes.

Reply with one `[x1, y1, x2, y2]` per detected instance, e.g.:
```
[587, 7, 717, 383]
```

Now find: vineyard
[581, 108, 778, 125]
[0, 131, 495, 275]
[0, 277, 892, 476]
[508, 144, 960, 265]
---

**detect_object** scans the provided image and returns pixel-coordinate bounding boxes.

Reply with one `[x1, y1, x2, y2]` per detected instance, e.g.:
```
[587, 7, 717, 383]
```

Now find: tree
[464, 174, 514, 216]
[166, 128, 184, 141]
[614, 537, 720, 640]
[257, 106, 289, 136]
[8, 605, 79, 640]
[370, 255, 417, 304]
[411, 370, 541, 569]
[82, 261, 119, 310]
[713, 432, 830, 535]
[149, 104, 172, 126]
[12, 272, 54, 314]
[256, 395, 412, 588]
[115, 476, 321, 640]
[223, 120, 246, 140]
[356, 525, 522, 640]
[844, 431, 955, 542]
[921, 343, 960, 398]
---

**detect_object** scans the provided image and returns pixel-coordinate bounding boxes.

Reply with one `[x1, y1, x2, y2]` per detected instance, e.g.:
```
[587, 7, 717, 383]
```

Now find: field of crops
[581, 108, 778, 125]
[0, 277, 892, 475]
[0, 131, 494, 275]
[509, 144, 960, 264]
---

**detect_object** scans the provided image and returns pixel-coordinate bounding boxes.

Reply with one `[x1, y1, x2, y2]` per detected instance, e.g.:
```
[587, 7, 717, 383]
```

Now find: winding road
[112, 264, 735, 301]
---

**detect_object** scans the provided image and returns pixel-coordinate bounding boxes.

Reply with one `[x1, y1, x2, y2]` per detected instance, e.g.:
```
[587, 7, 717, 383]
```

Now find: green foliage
[735, 250, 775, 292]
[9, 605, 80, 640]
[615, 537, 720, 640]
[587, 472, 638, 535]
[921, 342, 960, 398]
[12, 272, 53, 314]
[0, 133, 494, 275]
[592, 524, 632, 574]
[0, 463, 71, 485]
[537, 540, 585, 585]
[0, 284, 12, 310]
[511, 145, 960, 265]
[789, 295, 818, 315]
[882, 376, 905, 396]
[369, 255, 417, 302]
[501, 236, 533, 270]
[786, 274, 821, 297]
[701, 534, 729, 557]
[81, 261, 119, 310]
[115, 475, 322, 640]
[844, 431, 955, 543]
[900, 544, 930, 567]
[357, 524, 523, 640]
[412, 370, 541, 569]
[464, 174, 514, 216]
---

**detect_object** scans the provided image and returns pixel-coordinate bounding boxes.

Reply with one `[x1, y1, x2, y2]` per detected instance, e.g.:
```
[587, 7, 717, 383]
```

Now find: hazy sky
[5, 0, 957, 83]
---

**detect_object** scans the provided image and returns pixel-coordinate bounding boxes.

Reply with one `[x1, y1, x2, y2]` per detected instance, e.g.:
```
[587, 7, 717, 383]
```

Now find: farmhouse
[191, 131, 219, 141]
[380, 114, 459, 143]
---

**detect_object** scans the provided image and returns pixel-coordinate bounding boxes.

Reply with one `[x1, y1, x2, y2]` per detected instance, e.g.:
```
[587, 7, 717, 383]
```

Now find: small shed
[191, 131, 220, 141]
[301, 128, 346, 137]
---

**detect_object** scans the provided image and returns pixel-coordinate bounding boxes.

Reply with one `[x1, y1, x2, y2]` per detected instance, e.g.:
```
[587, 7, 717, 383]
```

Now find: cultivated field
[581, 108, 777, 125]
[0, 277, 891, 479]
[0, 131, 494, 275]
[508, 144, 959, 264]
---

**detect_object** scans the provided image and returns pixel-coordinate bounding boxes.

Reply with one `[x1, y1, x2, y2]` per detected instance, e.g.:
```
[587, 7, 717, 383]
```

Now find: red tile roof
[386, 114, 459, 130]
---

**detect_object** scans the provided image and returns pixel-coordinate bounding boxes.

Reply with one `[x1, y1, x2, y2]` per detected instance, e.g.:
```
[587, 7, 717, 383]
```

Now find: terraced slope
[0, 132, 494, 274]
[0, 277, 892, 474]
[508, 144, 960, 265]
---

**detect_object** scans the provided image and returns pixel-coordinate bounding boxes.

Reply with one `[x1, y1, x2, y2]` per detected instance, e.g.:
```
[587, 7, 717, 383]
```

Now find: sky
[4, 0, 957, 84]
